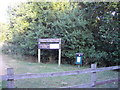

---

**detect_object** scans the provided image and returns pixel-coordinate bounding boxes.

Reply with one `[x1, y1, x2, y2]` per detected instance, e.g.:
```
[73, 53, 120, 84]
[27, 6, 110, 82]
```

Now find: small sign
[50, 44, 59, 49]
[75, 56, 82, 64]
[77, 57, 81, 63]
[75, 53, 83, 65]
[38, 38, 61, 66]
[38, 38, 61, 49]
[38, 38, 61, 42]
[38, 44, 50, 49]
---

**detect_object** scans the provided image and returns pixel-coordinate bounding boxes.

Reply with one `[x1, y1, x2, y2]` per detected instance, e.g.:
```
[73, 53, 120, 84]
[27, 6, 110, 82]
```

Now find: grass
[15, 73, 91, 88]
[0, 54, 119, 88]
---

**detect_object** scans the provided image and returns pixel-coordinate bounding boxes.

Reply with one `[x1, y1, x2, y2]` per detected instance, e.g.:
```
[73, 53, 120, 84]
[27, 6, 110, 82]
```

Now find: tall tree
[3, 2, 119, 66]
[82, 2, 119, 66]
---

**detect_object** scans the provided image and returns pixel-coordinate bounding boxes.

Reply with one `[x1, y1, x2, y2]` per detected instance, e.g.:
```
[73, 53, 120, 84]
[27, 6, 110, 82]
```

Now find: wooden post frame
[91, 64, 97, 87]
[38, 38, 61, 66]
[7, 68, 14, 88]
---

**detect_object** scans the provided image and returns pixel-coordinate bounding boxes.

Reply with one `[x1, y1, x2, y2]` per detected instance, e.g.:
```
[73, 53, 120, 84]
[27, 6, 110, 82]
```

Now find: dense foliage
[0, 23, 11, 42]
[2, 2, 119, 66]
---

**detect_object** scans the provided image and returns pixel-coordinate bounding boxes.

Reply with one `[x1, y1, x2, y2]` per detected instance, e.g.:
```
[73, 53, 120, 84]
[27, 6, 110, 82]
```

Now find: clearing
[0, 53, 119, 88]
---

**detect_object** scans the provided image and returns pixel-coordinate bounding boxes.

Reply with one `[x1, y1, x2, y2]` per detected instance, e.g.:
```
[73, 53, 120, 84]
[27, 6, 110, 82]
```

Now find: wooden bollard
[7, 68, 14, 88]
[91, 64, 97, 87]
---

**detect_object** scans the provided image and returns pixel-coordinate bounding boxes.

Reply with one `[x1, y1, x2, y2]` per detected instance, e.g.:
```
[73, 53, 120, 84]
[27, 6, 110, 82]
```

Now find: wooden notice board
[38, 38, 61, 66]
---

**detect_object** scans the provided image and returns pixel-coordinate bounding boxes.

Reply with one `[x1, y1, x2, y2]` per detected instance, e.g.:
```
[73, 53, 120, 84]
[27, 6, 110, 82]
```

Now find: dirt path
[0, 54, 10, 75]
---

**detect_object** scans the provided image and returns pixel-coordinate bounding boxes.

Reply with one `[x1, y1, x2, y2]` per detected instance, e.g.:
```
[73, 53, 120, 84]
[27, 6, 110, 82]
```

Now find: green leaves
[3, 2, 119, 66]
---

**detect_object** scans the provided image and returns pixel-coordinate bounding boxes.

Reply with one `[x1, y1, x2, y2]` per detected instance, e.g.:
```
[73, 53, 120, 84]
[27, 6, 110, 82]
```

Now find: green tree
[82, 2, 119, 66]
[3, 2, 119, 66]
[0, 23, 11, 42]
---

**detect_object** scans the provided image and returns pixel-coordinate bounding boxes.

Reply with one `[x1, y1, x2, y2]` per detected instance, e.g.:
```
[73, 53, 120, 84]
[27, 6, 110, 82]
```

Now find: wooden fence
[1, 64, 120, 88]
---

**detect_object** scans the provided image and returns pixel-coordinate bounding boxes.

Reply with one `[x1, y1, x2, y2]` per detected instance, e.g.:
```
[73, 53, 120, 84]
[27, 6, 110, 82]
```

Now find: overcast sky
[0, 0, 27, 23]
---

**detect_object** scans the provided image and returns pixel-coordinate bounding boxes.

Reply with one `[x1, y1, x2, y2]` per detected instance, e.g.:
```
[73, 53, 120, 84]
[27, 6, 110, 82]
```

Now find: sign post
[38, 49, 41, 63]
[58, 49, 61, 66]
[38, 38, 61, 66]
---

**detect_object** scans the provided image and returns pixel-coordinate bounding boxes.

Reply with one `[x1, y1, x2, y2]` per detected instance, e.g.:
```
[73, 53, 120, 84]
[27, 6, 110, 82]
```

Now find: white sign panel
[77, 57, 81, 62]
[50, 44, 59, 49]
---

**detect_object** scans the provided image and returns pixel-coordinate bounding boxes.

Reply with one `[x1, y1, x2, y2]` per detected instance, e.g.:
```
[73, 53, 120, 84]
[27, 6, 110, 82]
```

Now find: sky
[0, 0, 71, 24]
[0, 0, 69, 23]
[0, 0, 27, 23]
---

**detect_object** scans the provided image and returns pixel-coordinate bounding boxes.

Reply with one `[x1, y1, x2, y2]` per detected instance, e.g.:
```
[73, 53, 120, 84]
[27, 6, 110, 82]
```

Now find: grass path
[0, 54, 10, 75]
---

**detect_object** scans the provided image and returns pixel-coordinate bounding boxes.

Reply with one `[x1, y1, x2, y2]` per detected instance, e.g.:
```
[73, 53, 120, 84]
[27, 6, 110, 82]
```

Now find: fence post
[91, 64, 97, 87]
[7, 68, 14, 88]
